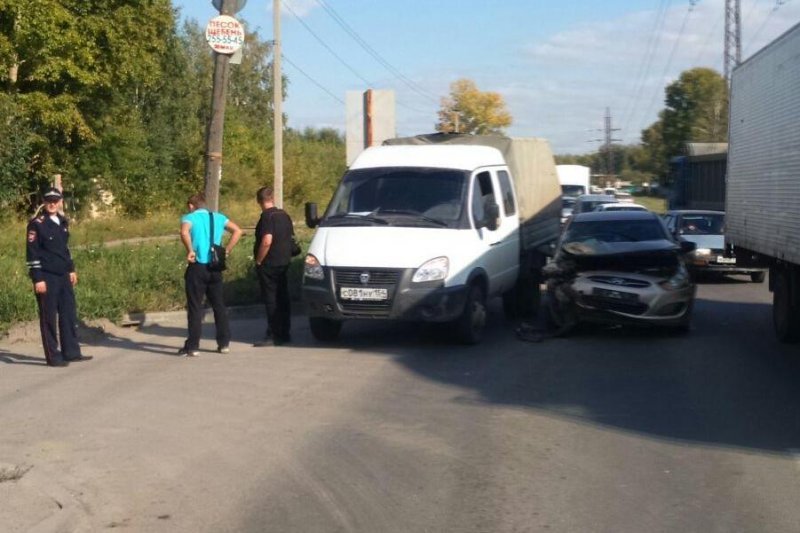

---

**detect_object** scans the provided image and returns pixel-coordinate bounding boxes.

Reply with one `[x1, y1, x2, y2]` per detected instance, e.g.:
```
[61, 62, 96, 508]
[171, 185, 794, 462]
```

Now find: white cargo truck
[726, 22, 800, 342]
[556, 165, 591, 197]
[302, 133, 562, 344]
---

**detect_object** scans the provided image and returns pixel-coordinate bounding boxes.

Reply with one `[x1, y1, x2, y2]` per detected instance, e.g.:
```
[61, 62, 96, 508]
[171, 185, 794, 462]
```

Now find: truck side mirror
[305, 202, 320, 228]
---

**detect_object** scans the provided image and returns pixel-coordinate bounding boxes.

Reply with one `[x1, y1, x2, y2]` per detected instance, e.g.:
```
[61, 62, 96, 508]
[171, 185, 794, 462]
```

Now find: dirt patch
[0, 464, 32, 483]
[2, 318, 123, 345]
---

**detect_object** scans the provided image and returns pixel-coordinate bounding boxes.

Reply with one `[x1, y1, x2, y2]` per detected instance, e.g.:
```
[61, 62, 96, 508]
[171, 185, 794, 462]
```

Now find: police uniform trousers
[184, 262, 230, 351]
[256, 264, 291, 342]
[36, 271, 81, 365]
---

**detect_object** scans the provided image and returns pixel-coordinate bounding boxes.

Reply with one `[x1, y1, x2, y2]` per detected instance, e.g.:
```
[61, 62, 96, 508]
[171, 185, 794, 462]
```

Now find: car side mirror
[479, 202, 500, 231]
[305, 202, 320, 229]
[679, 240, 696, 254]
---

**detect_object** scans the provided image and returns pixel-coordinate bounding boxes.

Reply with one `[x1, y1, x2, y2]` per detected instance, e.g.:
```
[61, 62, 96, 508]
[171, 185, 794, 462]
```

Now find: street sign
[212, 0, 247, 13]
[205, 15, 245, 55]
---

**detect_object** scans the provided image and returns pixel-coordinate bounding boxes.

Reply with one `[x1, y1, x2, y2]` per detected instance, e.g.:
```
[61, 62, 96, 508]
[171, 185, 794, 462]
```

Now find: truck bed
[727, 22, 800, 265]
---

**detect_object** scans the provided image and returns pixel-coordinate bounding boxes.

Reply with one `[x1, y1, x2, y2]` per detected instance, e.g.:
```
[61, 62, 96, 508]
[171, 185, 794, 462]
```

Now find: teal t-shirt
[181, 209, 229, 264]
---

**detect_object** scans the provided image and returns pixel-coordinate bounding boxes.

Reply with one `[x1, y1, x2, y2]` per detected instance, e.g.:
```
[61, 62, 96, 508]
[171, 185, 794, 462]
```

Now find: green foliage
[640, 68, 728, 184]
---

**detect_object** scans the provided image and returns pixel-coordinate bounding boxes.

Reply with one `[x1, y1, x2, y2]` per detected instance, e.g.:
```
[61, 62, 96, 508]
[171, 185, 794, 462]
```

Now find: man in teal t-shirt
[178, 193, 242, 356]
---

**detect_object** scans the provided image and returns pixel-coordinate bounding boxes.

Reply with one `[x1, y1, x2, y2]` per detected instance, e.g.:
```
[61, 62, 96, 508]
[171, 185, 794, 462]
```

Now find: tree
[640, 68, 728, 184]
[436, 78, 512, 135]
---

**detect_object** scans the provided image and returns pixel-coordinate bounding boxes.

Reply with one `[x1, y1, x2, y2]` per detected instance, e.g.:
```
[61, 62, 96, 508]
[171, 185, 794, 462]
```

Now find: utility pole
[724, 0, 742, 83]
[589, 107, 622, 179]
[204, 0, 236, 212]
[273, 0, 284, 208]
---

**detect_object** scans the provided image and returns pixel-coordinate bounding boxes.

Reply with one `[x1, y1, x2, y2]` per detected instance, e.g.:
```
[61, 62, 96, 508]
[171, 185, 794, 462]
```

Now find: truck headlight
[412, 256, 449, 283]
[304, 254, 324, 280]
[693, 248, 711, 256]
[660, 264, 690, 290]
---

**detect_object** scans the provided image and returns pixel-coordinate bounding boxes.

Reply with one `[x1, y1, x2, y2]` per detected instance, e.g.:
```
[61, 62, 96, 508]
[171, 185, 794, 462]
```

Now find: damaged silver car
[544, 211, 697, 333]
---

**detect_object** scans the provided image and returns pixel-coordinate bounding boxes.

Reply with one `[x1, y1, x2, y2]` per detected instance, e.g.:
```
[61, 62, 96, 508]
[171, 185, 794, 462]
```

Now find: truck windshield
[561, 185, 585, 197]
[322, 167, 468, 228]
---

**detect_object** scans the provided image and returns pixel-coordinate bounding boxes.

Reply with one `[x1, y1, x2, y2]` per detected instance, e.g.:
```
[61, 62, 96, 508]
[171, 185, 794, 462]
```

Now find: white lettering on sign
[205, 15, 245, 54]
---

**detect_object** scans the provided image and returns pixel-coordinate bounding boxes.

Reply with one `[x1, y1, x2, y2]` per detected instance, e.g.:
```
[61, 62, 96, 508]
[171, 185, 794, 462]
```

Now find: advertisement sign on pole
[205, 15, 245, 54]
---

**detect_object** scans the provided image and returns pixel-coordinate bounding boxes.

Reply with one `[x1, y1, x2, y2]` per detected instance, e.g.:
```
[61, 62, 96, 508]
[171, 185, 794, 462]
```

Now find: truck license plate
[716, 256, 736, 264]
[340, 287, 388, 301]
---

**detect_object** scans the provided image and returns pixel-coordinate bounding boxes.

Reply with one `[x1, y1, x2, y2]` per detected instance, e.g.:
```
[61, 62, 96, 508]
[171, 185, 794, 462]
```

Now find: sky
[173, 0, 800, 154]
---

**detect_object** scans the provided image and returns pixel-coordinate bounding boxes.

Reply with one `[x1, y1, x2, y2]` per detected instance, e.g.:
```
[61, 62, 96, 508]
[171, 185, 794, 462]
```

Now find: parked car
[614, 191, 634, 203]
[544, 211, 697, 333]
[594, 203, 648, 212]
[571, 194, 617, 217]
[663, 210, 766, 282]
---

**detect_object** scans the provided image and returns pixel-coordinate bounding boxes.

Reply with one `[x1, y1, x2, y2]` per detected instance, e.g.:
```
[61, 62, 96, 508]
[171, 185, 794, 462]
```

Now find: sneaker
[177, 347, 200, 357]
[218, 346, 230, 354]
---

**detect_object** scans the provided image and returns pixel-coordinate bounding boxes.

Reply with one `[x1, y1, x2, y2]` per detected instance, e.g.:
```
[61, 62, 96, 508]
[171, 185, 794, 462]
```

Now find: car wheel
[309, 317, 343, 342]
[773, 268, 800, 343]
[750, 271, 766, 283]
[456, 284, 487, 345]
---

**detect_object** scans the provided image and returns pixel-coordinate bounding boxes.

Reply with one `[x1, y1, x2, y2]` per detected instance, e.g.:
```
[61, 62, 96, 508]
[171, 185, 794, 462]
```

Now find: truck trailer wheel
[773, 267, 800, 343]
[309, 317, 343, 342]
[456, 284, 487, 345]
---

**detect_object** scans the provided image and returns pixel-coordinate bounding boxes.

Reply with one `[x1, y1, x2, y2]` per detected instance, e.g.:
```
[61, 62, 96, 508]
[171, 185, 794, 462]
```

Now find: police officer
[26, 187, 91, 367]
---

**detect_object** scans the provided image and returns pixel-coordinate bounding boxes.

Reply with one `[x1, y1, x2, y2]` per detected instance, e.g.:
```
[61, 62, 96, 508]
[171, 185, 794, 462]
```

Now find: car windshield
[564, 219, 668, 244]
[562, 197, 576, 208]
[599, 205, 645, 211]
[679, 213, 725, 235]
[322, 167, 467, 228]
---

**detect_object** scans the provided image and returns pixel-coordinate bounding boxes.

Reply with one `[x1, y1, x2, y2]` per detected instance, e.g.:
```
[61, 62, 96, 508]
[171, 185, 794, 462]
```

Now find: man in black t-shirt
[253, 186, 294, 346]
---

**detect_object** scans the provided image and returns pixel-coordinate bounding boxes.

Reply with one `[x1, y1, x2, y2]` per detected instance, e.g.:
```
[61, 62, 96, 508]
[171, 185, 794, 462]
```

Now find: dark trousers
[256, 264, 291, 341]
[184, 263, 230, 350]
[36, 271, 81, 365]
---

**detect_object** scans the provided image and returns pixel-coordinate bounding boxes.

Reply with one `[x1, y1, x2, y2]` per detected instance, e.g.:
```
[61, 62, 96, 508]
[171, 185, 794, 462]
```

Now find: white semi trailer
[726, 22, 800, 343]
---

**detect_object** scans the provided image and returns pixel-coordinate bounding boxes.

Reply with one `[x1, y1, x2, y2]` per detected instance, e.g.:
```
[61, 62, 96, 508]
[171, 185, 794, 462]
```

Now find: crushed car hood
[558, 239, 680, 273]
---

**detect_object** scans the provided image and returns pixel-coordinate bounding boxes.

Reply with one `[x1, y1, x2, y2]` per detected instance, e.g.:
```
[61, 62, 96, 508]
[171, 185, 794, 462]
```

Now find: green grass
[0, 203, 311, 335]
[636, 196, 667, 213]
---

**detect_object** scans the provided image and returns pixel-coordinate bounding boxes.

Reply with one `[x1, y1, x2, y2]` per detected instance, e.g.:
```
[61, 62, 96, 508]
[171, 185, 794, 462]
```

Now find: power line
[281, 0, 374, 87]
[744, 0, 788, 55]
[642, 1, 697, 123]
[692, 9, 725, 66]
[281, 53, 345, 104]
[621, 0, 672, 140]
[314, 0, 440, 104]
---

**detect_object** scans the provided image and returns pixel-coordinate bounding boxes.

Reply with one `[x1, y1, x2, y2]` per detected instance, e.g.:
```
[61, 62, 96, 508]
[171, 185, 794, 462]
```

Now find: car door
[493, 169, 521, 291]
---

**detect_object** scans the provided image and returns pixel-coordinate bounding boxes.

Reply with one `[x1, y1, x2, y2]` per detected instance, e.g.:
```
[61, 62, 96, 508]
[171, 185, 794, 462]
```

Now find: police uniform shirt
[26, 214, 74, 281]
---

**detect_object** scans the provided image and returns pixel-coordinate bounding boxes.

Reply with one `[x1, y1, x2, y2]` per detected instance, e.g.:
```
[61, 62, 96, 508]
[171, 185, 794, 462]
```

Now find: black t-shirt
[254, 207, 294, 267]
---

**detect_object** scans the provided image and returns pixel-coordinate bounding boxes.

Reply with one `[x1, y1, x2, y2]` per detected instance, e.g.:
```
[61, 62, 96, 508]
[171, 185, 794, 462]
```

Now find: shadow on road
[0, 350, 47, 366]
[325, 295, 800, 454]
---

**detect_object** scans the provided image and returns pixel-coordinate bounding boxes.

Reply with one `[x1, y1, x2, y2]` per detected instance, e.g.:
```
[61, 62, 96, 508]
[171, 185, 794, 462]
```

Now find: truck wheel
[309, 317, 343, 342]
[456, 284, 487, 345]
[773, 268, 800, 343]
[750, 271, 766, 283]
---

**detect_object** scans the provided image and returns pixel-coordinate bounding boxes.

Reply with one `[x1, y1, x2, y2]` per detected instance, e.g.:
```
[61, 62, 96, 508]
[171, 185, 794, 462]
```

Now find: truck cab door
[469, 169, 519, 295]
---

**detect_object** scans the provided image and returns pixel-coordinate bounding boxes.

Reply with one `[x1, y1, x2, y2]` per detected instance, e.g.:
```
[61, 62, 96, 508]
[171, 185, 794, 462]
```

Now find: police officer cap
[42, 187, 63, 202]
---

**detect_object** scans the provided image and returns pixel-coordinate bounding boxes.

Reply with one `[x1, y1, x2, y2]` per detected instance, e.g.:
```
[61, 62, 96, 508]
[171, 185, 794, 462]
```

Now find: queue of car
[546, 199, 765, 335]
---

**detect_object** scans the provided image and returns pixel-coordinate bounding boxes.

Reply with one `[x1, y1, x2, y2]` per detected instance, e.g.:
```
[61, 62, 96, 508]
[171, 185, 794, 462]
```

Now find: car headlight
[303, 254, 324, 280]
[660, 264, 690, 290]
[412, 256, 449, 283]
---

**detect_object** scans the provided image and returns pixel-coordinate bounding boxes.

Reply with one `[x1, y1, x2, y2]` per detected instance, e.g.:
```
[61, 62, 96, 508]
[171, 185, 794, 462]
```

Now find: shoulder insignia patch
[27, 230, 36, 243]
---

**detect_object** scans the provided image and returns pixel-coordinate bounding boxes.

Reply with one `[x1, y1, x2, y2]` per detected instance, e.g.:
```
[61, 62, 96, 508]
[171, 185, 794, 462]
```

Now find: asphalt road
[1, 275, 799, 532]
